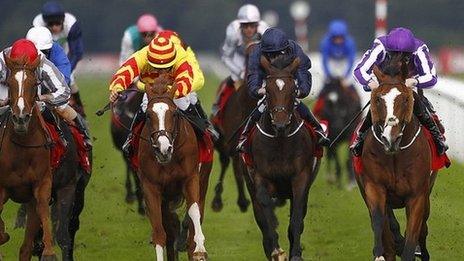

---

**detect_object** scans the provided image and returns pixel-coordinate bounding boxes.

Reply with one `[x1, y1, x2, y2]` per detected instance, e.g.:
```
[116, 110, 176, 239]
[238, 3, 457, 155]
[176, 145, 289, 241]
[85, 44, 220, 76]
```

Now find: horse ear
[372, 65, 385, 82]
[260, 55, 272, 74]
[285, 57, 300, 74]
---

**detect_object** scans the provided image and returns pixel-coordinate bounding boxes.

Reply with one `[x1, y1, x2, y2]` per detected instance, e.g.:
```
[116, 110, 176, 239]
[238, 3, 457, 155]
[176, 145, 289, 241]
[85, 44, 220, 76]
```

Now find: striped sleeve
[109, 48, 145, 92]
[173, 60, 194, 98]
[41, 58, 71, 106]
[415, 45, 437, 88]
[353, 39, 385, 86]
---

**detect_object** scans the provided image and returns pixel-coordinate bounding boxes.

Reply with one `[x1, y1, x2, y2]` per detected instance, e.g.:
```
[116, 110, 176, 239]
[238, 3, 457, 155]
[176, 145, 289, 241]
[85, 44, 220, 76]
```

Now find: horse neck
[400, 115, 421, 145]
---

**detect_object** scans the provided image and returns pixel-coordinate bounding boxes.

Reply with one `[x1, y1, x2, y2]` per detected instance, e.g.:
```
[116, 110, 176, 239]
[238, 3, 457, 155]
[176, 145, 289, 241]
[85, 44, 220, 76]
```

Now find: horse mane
[147, 74, 174, 96]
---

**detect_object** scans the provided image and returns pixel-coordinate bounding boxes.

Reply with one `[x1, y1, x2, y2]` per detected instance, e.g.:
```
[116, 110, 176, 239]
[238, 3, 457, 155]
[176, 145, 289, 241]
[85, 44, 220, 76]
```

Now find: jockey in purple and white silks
[236, 28, 330, 152]
[351, 27, 448, 156]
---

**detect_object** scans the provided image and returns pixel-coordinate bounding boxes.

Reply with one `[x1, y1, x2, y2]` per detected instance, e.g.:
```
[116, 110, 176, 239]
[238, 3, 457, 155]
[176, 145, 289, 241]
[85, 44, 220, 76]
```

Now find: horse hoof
[211, 197, 223, 212]
[237, 198, 250, 212]
[271, 248, 287, 261]
[125, 193, 136, 204]
[0, 233, 9, 245]
[192, 251, 207, 261]
[40, 254, 58, 261]
[374, 256, 385, 261]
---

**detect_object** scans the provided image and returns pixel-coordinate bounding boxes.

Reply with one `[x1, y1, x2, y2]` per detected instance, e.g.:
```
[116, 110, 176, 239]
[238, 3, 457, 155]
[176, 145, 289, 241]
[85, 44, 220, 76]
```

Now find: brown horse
[244, 56, 321, 260]
[0, 54, 56, 260]
[138, 75, 210, 260]
[357, 64, 435, 261]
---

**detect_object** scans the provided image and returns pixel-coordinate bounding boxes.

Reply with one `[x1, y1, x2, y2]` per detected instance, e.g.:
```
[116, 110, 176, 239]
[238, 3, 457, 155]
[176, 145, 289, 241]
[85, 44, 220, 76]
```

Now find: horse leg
[19, 203, 41, 261]
[346, 157, 357, 190]
[288, 168, 312, 260]
[363, 181, 387, 260]
[386, 206, 405, 256]
[133, 172, 145, 215]
[55, 185, 76, 261]
[211, 151, 229, 212]
[33, 175, 57, 260]
[14, 204, 27, 229]
[162, 201, 179, 261]
[184, 174, 207, 260]
[124, 161, 136, 203]
[381, 212, 396, 261]
[0, 188, 9, 245]
[418, 198, 431, 261]
[140, 176, 166, 260]
[326, 149, 336, 184]
[232, 156, 250, 212]
[401, 195, 427, 261]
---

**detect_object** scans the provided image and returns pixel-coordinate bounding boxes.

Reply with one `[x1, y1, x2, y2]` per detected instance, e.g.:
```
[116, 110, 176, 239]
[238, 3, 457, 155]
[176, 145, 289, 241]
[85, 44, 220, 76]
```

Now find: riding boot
[414, 95, 448, 155]
[420, 94, 445, 133]
[349, 111, 372, 157]
[297, 103, 330, 146]
[71, 92, 86, 118]
[122, 109, 145, 155]
[236, 110, 262, 153]
[73, 113, 92, 149]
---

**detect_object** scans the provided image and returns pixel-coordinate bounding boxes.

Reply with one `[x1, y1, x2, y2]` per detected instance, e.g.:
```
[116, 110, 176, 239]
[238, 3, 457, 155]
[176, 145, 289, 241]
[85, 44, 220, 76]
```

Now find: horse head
[370, 63, 413, 154]
[3, 52, 40, 134]
[145, 73, 177, 164]
[260, 55, 300, 137]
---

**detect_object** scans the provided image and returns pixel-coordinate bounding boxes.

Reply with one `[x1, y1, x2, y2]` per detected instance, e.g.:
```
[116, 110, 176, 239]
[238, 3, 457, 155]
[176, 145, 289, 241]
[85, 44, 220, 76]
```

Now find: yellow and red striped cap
[147, 36, 177, 68]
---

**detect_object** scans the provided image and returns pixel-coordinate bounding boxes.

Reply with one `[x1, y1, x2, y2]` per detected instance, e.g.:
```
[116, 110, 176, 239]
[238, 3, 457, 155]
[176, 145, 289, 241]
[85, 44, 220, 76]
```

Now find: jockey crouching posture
[351, 27, 448, 156]
[109, 33, 217, 155]
[212, 4, 268, 115]
[0, 39, 91, 147]
[237, 28, 330, 151]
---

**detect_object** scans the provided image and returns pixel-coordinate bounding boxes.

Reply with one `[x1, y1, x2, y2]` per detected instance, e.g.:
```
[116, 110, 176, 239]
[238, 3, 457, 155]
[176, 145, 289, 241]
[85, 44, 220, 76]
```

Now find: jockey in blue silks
[320, 19, 356, 84]
[236, 28, 330, 151]
[351, 27, 448, 156]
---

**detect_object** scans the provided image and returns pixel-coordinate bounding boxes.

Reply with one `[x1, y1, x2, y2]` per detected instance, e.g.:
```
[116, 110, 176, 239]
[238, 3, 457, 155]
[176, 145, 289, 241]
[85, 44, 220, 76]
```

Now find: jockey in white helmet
[211, 4, 268, 115]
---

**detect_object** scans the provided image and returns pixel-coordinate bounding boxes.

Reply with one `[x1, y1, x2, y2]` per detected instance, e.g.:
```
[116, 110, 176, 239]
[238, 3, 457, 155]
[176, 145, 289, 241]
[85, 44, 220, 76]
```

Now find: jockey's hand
[109, 90, 121, 103]
[405, 78, 419, 88]
[257, 87, 266, 96]
[368, 79, 379, 90]
[39, 94, 54, 102]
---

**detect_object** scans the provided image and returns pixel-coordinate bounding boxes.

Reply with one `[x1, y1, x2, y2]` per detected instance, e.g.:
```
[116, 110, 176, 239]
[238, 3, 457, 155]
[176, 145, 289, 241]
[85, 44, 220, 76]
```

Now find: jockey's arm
[221, 23, 243, 81]
[109, 48, 146, 93]
[119, 30, 135, 66]
[414, 45, 437, 88]
[353, 40, 385, 90]
[39, 58, 71, 106]
[246, 47, 264, 98]
[295, 46, 312, 98]
[67, 21, 84, 72]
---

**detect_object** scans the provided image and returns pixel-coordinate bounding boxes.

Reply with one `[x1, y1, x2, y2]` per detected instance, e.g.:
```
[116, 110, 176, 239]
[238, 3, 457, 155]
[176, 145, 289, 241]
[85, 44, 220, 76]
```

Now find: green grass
[0, 74, 463, 260]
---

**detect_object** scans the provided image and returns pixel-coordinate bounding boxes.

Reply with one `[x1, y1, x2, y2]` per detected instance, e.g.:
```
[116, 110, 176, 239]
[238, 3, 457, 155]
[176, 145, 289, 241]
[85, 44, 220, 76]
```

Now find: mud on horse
[356, 63, 447, 261]
[243, 56, 322, 260]
[0, 54, 57, 260]
[138, 74, 211, 260]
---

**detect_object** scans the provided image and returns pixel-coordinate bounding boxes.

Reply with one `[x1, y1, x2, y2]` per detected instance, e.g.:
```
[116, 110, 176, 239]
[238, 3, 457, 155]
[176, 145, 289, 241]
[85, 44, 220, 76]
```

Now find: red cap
[10, 39, 39, 64]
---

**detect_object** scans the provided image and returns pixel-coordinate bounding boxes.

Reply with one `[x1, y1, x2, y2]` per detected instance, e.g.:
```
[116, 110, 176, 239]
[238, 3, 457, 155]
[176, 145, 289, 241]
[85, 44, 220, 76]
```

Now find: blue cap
[261, 28, 289, 53]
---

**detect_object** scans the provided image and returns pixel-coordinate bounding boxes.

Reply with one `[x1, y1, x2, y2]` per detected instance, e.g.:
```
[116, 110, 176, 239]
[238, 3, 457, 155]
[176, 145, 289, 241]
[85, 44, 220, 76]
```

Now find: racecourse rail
[75, 52, 464, 161]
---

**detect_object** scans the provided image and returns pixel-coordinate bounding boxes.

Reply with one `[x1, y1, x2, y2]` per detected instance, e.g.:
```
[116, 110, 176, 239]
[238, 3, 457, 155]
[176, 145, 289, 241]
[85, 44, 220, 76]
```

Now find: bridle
[146, 96, 180, 149]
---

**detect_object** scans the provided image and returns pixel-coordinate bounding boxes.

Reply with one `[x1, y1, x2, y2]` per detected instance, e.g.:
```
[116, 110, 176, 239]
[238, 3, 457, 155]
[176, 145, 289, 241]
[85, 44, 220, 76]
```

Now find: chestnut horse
[357, 64, 435, 261]
[245, 56, 321, 260]
[138, 75, 211, 260]
[0, 55, 56, 260]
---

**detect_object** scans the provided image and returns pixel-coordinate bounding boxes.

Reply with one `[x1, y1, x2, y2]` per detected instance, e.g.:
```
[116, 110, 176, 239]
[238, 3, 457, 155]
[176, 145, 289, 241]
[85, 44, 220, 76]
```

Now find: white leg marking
[155, 244, 164, 261]
[381, 87, 401, 143]
[188, 202, 206, 253]
[275, 78, 285, 91]
[374, 256, 385, 261]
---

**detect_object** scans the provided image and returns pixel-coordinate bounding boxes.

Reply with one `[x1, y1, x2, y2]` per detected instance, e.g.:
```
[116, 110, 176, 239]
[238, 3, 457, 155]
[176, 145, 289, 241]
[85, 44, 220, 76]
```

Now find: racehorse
[138, 74, 211, 260]
[356, 63, 436, 261]
[209, 45, 258, 213]
[0, 54, 56, 260]
[244, 56, 321, 260]
[110, 86, 145, 214]
[317, 78, 361, 188]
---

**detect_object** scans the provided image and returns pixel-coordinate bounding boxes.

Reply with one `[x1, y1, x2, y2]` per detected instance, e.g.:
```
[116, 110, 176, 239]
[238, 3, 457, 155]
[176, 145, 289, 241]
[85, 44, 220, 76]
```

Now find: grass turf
[0, 74, 463, 260]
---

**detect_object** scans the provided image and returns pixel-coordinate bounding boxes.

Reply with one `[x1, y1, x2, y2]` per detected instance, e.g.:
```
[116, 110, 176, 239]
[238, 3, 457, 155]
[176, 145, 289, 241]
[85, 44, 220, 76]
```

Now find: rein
[256, 119, 304, 138]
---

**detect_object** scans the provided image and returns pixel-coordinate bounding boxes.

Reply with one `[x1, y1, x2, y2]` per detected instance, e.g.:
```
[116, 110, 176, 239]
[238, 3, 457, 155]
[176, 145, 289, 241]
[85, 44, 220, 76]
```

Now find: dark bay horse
[110, 86, 145, 214]
[357, 64, 435, 261]
[138, 75, 211, 260]
[0, 54, 56, 260]
[245, 56, 321, 260]
[317, 78, 361, 188]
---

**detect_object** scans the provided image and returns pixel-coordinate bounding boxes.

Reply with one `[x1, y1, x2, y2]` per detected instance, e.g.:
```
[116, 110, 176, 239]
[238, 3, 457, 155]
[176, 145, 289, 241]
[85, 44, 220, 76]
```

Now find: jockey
[33, 1, 85, 115]
[320, 19, 356, 85]
[0, 39, 91, 147]
[351, 27, 448, 156]
[119, 13, 162, 65]
[26, 26, 71, 85]
[109, 33, 217, 153]
[212, 4, 269, 115]
[237, 28, 330, 151]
